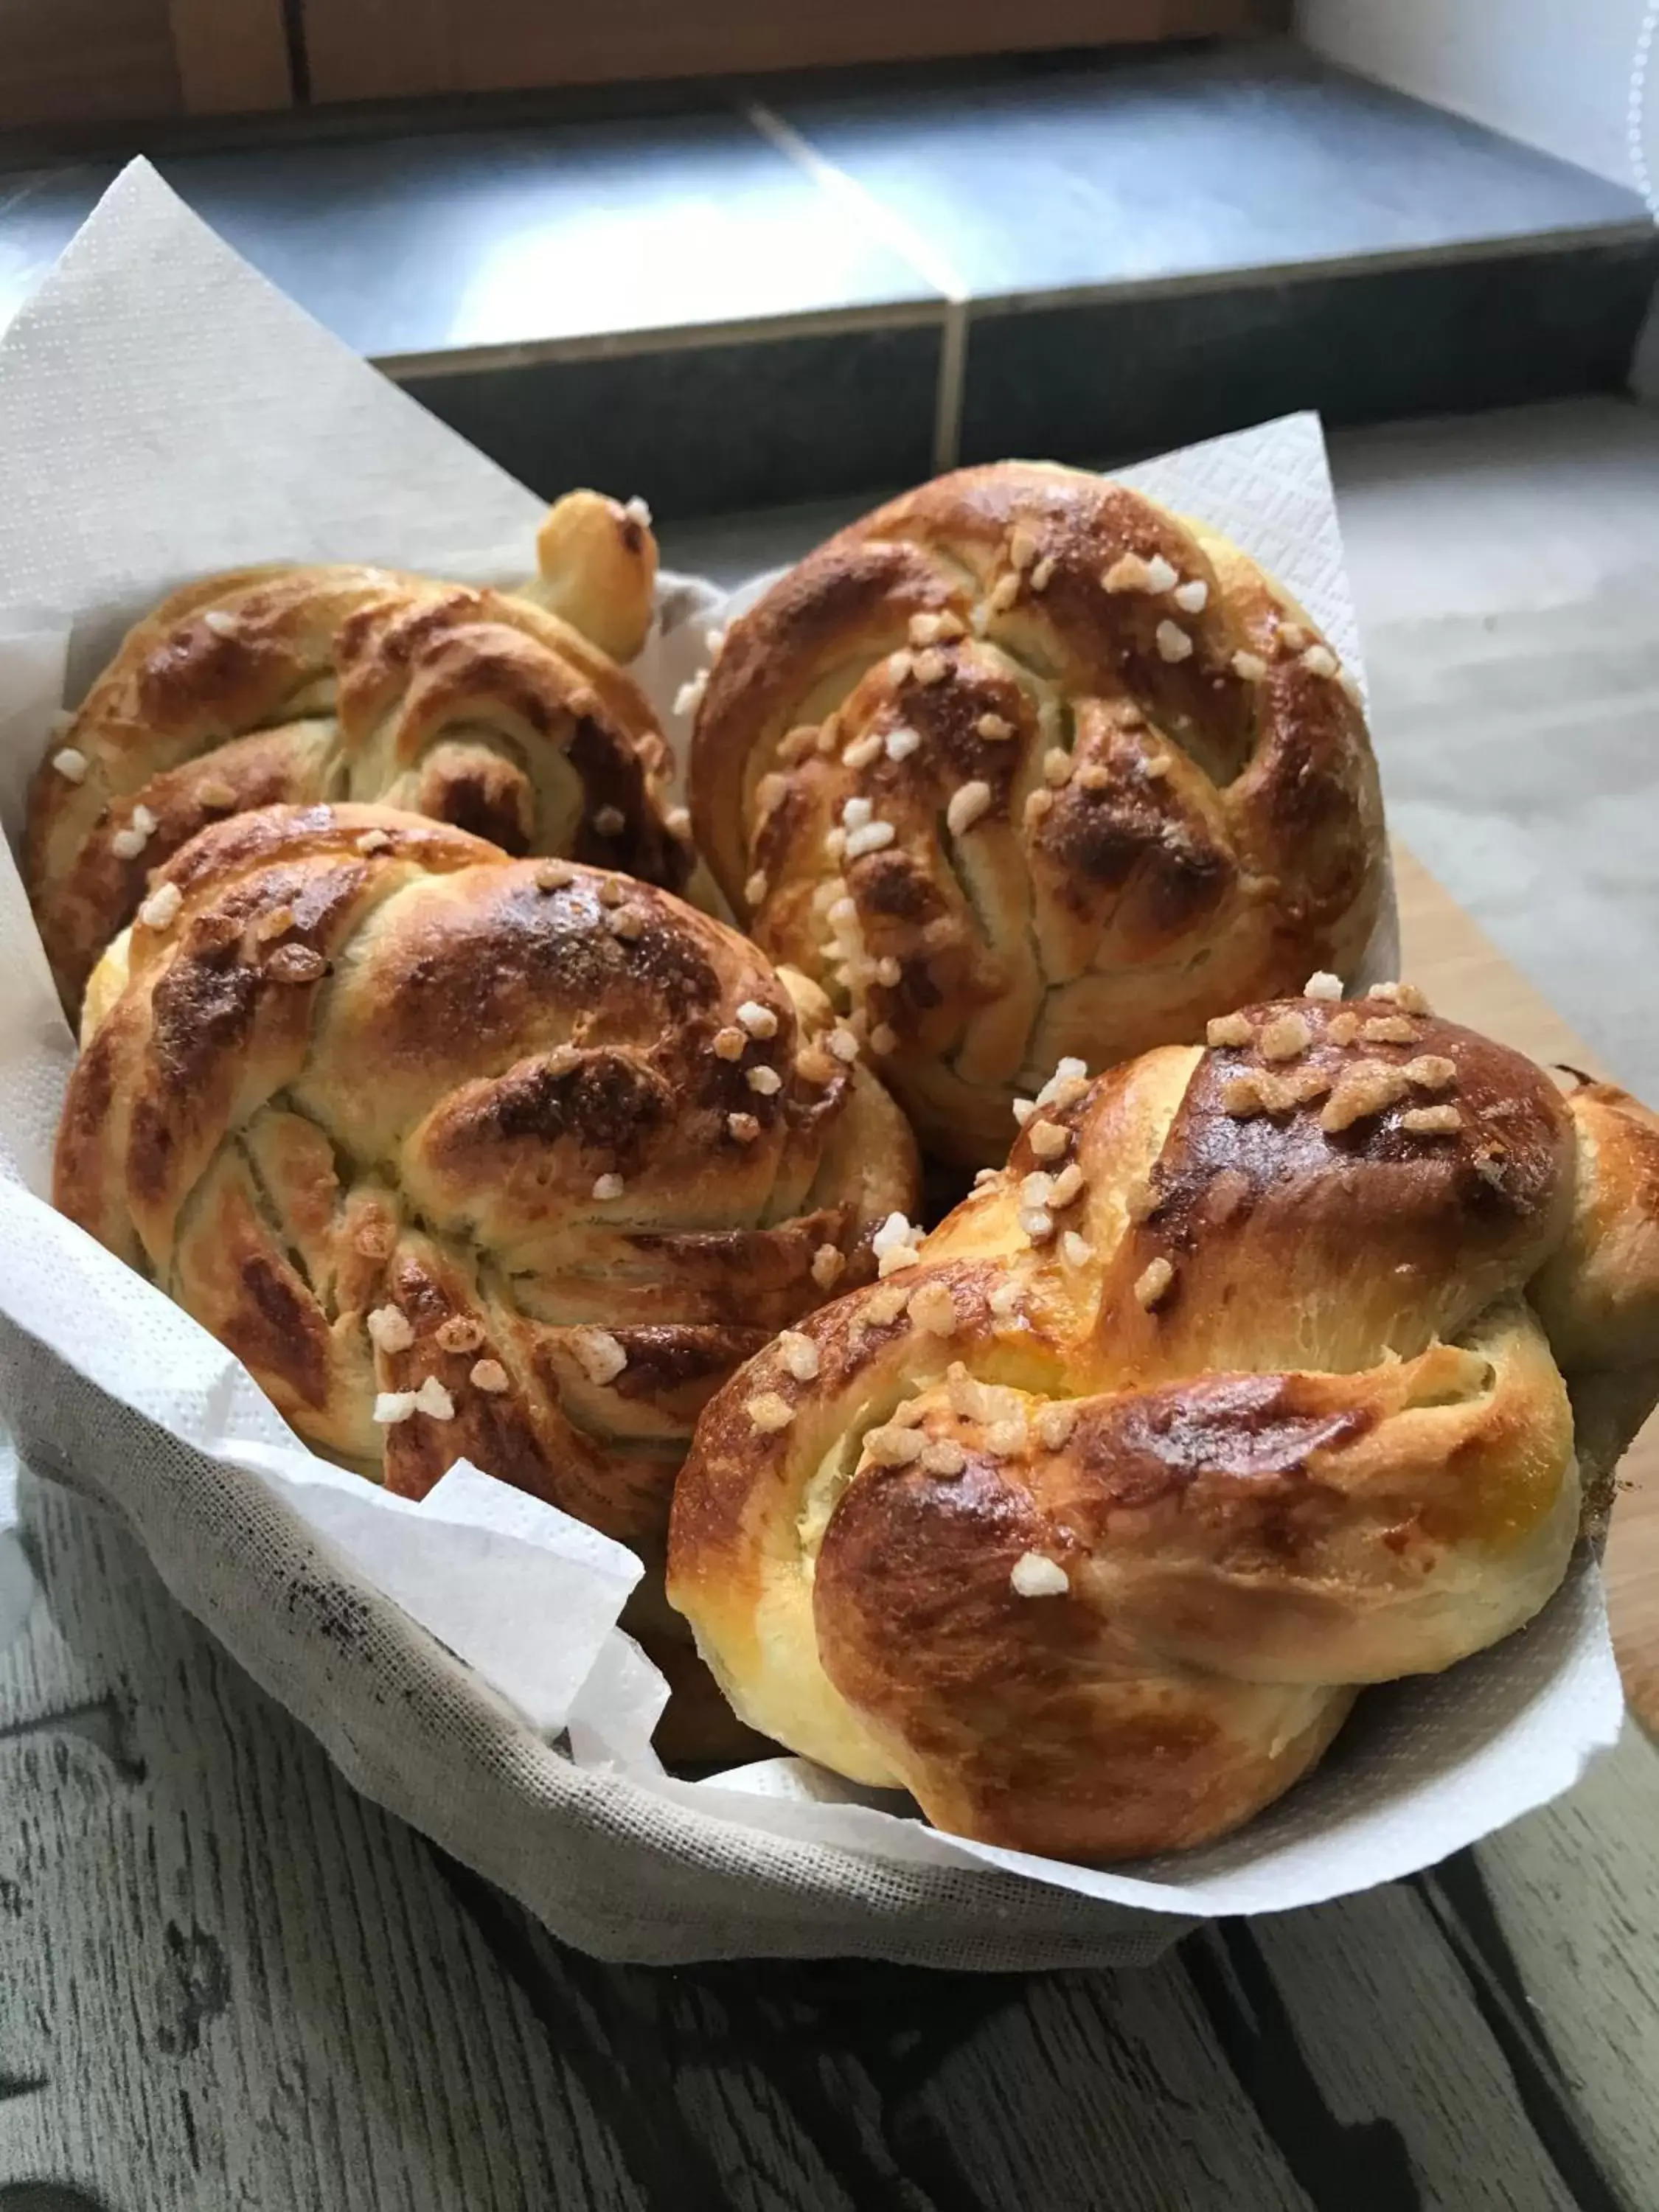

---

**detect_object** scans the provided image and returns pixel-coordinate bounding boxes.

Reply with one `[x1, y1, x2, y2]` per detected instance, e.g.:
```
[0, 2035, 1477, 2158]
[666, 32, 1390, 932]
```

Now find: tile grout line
[375, 296, 947, 381]
[933, 300, 969, 475]
[743, 100, 969, 473]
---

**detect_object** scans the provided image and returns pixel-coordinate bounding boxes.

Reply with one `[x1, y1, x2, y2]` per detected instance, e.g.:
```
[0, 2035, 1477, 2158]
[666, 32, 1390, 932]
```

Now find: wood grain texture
[4, 1427, 1658, 2202]
[0, 0, 291, 126]
[0, 0, 181, 128]
[166, 0, 293, 114]
[299, 0, 447, 105]
[1394, 843, 1659, 1725]
[300, 0, 1285, 103]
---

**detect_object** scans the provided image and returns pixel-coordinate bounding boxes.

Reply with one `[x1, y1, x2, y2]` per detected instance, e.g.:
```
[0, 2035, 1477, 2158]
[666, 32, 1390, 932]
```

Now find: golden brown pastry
[29, 490, 685, 1013]
[55, 802, 919, 1756]
[668, 984, 1659, 1857]
[689, 462, 1385, 1165]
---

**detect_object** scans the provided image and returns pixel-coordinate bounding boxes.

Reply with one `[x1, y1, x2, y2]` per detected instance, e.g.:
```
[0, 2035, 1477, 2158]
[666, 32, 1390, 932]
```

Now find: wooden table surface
[4, 849, 1658, 2212]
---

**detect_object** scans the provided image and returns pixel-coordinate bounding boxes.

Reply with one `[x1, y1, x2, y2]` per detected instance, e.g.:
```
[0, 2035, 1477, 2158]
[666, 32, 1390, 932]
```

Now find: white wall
[1297, 0, 1648, 188]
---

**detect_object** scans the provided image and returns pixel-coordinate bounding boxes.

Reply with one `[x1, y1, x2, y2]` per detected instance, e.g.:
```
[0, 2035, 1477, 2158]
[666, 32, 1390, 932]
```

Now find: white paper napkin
[0, 161, 1621, 1921]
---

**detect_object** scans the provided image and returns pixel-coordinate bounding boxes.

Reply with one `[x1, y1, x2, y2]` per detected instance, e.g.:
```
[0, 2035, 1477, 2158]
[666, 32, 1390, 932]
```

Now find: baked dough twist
[668, 990, 1659, 1857]
[55, 803, 918, 1753]
[29, 491, 687, 1012]
[689, 463, 1385, 1165]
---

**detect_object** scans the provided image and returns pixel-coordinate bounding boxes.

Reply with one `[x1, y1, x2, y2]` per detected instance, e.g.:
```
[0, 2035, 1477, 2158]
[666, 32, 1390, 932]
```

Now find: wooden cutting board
[1395, 843, 1659, 1730]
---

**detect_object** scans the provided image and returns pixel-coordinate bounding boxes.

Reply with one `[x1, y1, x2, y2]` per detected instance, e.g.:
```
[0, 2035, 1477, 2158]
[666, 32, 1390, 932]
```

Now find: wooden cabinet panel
[0, 0, 292, 129]
[302, 0, 1286, 105]
[167, 0, 294, 114]
[0, 0, 1281, 133]
[0, 0, 181, 127]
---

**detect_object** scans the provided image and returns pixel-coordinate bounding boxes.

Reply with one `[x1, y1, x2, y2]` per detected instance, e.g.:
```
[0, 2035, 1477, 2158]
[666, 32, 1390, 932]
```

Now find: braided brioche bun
[56, 803, 918, 1757]
[29, 490, 686, 1014]
[689, 463, 1385, 1166]
[668, 987, 1659, 1858]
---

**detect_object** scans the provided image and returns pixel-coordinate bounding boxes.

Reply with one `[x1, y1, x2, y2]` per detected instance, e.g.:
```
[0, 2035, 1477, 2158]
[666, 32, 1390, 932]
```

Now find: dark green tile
[400, 320, 943, 518]
[773, 43, 1647, 303]
[959, 243, 1659, 465]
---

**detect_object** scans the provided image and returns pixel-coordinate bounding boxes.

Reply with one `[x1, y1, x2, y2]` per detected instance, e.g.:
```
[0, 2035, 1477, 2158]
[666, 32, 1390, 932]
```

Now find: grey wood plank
[5, 1471, 1650, 2212]
[0, 1478, 627, 2211]
[1444, 1725, 1659, 2197]
[3, 1473, 1315, 2212]
[1248, 1889, 1577, 2211]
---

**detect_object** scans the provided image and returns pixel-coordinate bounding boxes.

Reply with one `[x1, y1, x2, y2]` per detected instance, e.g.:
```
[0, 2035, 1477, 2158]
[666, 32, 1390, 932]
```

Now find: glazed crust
[668, 991, 1659, 1858]
[689, 463, 1385, 1164]
[28, 492, 686, 1012]
[55, 802, 919, 1756]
